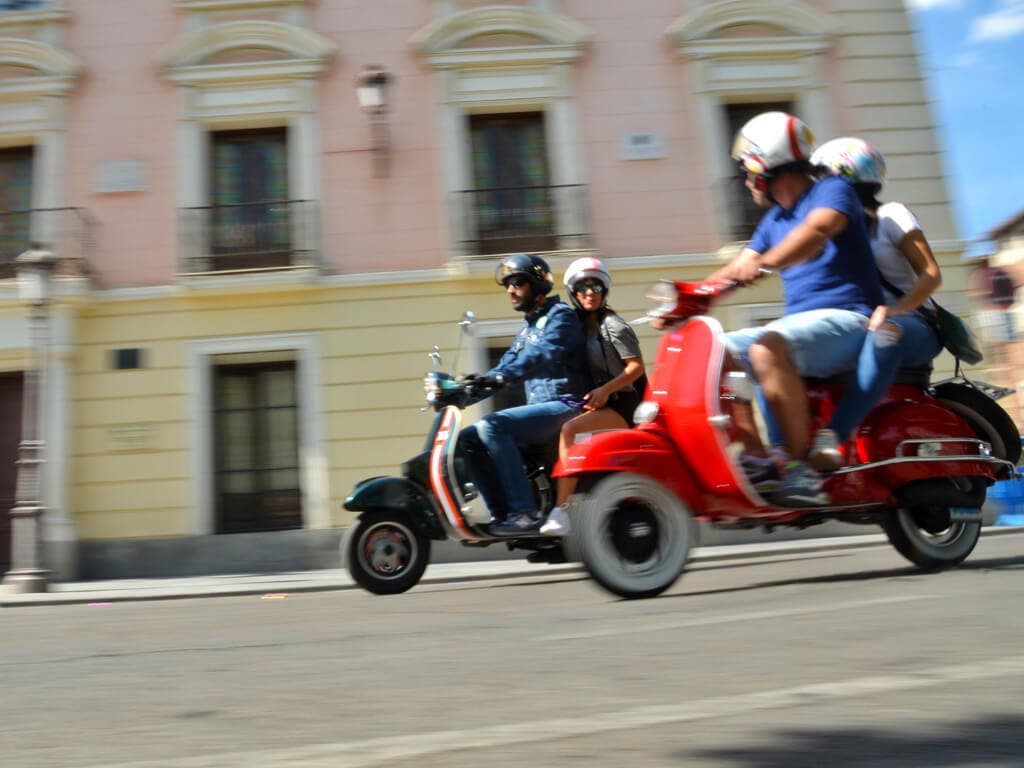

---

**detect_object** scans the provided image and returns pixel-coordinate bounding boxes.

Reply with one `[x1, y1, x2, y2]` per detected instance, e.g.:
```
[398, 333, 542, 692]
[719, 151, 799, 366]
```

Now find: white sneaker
[808, 428, 843, 472]
[540, 505, 570, 536]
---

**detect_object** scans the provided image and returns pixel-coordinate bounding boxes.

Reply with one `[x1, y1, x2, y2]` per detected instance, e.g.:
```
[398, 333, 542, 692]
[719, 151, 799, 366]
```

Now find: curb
[3, 528, 1022, 608]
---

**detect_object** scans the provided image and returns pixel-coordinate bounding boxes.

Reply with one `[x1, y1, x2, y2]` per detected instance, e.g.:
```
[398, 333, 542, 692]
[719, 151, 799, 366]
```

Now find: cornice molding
[410, 5, 591, 66]
[667, 0, 836, 50]
[0, 35, 79, 78]
[161, 19, 335, 70]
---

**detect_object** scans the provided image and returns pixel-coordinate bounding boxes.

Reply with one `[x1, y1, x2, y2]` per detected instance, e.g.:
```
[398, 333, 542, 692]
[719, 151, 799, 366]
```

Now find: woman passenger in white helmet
[541, 257, 646, 536]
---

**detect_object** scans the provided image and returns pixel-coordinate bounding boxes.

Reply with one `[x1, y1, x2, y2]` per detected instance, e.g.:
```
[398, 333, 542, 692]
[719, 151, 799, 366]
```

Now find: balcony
[0, 207, 96, 279]
[178, 199, 318, 275]
[452, 184, 592, 257]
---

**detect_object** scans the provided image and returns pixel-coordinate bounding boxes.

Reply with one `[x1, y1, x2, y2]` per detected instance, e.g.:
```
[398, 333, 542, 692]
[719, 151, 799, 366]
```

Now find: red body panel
[555, 427, 704, 510]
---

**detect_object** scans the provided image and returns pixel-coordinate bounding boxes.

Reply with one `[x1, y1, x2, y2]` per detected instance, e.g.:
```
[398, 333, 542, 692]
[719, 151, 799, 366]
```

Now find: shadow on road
[664, 552, 1024, 601]
[684, 714, 1024, 767]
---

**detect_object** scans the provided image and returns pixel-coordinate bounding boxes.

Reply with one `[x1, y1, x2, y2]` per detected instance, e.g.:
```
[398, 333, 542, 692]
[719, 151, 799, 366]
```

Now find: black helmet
[494, 253, 554, 295]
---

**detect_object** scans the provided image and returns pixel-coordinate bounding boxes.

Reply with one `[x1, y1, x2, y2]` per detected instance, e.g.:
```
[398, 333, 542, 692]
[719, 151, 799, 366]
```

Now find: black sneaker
[489, 512, 542, 537]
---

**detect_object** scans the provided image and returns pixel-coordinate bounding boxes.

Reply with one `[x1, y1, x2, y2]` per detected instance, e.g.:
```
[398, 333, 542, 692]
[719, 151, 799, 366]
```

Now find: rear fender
[555, 428, 703, 509]
[343, 476, 445, 539]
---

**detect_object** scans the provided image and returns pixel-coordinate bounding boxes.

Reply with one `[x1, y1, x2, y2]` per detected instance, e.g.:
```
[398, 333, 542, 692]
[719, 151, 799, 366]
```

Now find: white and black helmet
[564, 256, 611, 310]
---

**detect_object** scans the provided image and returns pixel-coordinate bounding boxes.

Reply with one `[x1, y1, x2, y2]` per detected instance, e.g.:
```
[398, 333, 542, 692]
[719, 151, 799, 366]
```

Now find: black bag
[929, 304, 984, 365]
[876, 272, 983, 366]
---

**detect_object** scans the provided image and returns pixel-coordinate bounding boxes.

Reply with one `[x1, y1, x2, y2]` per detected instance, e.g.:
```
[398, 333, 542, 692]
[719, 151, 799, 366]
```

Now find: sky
[903, 0, 1024, 251]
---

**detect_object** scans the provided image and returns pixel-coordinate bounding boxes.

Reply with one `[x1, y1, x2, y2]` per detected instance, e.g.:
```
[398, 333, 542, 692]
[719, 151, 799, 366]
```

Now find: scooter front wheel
[343, 510, 431, 595]
[882, 507, 980, 572]
[570, 472, 694, 599]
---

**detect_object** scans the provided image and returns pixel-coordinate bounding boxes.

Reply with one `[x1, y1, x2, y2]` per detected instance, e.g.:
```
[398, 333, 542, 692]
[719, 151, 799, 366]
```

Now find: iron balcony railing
[179, 199, 319, 274]
[452, 183, 592, 257]
[0, 207, 96, 279]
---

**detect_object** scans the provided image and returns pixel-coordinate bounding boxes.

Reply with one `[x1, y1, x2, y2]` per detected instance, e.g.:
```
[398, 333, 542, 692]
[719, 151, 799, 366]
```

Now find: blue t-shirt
[748, 176, 882, 316]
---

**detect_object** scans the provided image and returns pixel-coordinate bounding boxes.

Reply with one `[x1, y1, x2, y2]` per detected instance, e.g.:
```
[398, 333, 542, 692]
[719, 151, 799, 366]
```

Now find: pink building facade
[0, 0, 965, 579]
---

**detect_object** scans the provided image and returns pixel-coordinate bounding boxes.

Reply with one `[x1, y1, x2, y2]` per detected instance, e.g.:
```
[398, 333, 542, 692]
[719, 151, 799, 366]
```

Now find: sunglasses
[573, 281, 605, 294]
[504, 276, 530, 288]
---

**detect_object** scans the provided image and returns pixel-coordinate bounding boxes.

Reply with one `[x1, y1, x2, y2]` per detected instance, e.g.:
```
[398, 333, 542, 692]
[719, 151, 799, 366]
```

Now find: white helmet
[731, 111, 815, 176]
[564, 256, 611, 310]
[810, 137, 887, 189]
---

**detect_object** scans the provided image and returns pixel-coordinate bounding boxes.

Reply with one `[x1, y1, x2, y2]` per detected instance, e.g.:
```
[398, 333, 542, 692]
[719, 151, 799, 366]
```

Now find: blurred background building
[0, 0, 977, 580]
[974, 209, 1024, 426]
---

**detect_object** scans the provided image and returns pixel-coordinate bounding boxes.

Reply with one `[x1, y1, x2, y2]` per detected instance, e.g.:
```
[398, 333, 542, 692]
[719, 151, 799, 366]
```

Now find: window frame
[666, 0, 835, 244]
[188, 332, 328, 535]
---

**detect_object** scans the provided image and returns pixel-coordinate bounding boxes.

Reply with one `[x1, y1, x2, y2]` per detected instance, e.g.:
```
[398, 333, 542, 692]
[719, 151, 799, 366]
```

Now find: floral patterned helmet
[810, 137, 887, 189]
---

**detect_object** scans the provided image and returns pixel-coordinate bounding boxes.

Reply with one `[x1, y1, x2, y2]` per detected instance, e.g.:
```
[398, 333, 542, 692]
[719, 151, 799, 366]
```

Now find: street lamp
[3, 246, 59, 593]
[355, 64, 393, 178]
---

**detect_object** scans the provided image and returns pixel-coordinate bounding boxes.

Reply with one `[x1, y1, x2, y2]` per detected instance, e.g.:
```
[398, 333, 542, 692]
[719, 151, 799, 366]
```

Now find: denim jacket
[488, 296, 590, 404]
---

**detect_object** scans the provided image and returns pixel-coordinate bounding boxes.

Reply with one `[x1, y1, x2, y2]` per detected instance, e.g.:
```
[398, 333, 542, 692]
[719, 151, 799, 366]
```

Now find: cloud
[903, 0, 962, 10]
[969, 0, 1024, 42]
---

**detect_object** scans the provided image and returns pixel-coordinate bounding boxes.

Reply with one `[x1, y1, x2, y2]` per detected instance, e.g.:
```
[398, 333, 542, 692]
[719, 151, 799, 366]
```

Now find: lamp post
[3, 246, 58, 593]
[355, 64, 392, 178]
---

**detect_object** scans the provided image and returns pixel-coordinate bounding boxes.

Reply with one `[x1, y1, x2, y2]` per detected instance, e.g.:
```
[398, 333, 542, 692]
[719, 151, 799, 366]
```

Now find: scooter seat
[805, 364, 933, 389]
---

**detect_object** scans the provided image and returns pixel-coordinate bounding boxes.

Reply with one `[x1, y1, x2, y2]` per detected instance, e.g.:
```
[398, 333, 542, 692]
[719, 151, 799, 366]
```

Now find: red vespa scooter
[557, 279, 1020, 599]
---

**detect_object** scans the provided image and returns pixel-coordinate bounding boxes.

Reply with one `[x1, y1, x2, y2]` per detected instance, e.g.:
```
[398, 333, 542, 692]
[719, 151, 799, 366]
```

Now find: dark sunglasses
[504, 276, 530, 288]
[573, 281, 605, 294]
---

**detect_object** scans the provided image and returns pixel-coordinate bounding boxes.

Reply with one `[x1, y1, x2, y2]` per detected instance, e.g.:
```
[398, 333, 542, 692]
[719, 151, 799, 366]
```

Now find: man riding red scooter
[554, 112, 1019, 599]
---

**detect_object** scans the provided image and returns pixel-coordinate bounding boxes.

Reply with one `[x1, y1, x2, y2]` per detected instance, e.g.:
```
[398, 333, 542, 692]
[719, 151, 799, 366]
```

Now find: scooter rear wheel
[882, 507, 980, 571]
[343, 510, 431, 595]
[571, 472, 694, 599]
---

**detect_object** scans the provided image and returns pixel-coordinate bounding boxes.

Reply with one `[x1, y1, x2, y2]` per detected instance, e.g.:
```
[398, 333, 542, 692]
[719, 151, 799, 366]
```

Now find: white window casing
[160, 19, 335, 276]
[188, 332, 329, 534]
[667, 0, 837, 243]
[410, 5, 592, 258]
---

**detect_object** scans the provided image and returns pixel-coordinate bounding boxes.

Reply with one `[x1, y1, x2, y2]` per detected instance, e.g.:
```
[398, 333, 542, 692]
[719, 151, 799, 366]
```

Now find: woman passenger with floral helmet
[804, 137, 943, 470]
[540, 257, 646, 536]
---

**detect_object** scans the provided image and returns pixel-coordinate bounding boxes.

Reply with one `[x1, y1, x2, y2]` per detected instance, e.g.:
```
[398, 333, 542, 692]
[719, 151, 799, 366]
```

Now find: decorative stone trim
[176, 0, 307, 10]
[161, 19, 334, 73]
[666, 0, 835, 45]
[0, 35, 78, 80]
[411, 5, 591, 65]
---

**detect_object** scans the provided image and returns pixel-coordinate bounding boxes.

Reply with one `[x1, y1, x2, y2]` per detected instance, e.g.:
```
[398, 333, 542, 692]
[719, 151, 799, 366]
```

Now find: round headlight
[644, 280, 680, 318]
[424, 372, 442, 403]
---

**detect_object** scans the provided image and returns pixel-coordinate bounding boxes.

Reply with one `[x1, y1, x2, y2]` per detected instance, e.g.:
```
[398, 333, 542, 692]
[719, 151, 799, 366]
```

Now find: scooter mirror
[429, 345, 442, 370]
[460, 310, 477, 334]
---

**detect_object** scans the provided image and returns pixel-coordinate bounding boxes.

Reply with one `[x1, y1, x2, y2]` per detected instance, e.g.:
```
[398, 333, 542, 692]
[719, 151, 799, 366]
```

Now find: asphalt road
[3, 532, 1024, 768]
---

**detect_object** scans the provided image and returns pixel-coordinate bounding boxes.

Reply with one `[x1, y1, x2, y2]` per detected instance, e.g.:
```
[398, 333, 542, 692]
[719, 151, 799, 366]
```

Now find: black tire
[342, 510, 430, 595]
[882, 507, 981, 571]
[934, 382, 1021, 466]
[569, 472, 694, 599]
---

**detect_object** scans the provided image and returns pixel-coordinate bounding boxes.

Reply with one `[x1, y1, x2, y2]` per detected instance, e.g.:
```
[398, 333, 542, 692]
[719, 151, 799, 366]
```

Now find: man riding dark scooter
[460, 253, 590, 535]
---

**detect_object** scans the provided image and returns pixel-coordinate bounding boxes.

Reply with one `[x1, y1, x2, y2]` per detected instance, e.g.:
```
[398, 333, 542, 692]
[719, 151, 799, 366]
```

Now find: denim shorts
[725, 308, 870, 380]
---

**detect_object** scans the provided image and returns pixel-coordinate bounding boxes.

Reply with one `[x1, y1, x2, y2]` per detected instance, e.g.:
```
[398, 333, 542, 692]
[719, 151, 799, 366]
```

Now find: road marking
[542, 594, 934, 641]
[84, 651, 1024, 768]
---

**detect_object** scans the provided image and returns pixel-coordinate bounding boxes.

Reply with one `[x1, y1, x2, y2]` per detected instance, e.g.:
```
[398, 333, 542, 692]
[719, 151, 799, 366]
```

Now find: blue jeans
[827, 313, 941, 440]
[460, 400, 582, 519]
[726, 308, 870, 379]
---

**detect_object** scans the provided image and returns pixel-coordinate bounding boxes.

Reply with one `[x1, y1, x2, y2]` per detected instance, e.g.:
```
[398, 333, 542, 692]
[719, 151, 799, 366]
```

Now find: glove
[464, 372, 504, 391]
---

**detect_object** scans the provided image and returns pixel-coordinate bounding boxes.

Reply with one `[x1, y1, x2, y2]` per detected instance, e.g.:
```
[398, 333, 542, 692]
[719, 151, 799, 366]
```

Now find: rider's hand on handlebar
[464, 372, 504, 391]
[731, 250, 765, 285]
